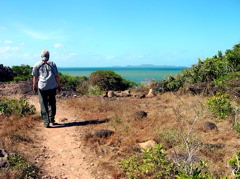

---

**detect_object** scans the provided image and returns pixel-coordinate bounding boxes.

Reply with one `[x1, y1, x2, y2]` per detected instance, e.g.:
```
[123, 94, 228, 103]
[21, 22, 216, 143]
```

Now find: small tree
[89, 70, 134, 91]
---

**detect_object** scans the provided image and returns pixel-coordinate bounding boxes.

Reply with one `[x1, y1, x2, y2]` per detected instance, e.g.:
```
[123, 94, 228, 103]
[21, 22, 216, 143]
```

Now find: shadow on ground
[50, 118, 110, 128]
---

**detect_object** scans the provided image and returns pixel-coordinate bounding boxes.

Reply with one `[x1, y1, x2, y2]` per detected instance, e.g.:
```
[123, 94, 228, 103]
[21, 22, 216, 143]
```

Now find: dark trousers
[38, 88, 56, 125]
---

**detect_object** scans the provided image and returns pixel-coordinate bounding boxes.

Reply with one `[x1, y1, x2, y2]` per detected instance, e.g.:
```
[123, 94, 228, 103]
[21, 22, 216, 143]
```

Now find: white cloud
[0, 46, 21, 53]
[22, 29, 50, 40]
[53, 43, 63, 48]
[2, 40, 13, 44]
[22, 28, 65, 40]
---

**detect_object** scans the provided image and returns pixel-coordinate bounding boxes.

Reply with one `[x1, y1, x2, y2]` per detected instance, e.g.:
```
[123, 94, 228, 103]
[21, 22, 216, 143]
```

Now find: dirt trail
[28, 96, 94, 179]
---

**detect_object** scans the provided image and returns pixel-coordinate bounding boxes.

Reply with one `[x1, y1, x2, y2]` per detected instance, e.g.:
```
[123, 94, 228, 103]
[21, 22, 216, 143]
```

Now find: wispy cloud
[53, 43, 63, 48]
[2, 40, 13, 44]
[22, 28, 65, 40]
[0, 46, 21, 53]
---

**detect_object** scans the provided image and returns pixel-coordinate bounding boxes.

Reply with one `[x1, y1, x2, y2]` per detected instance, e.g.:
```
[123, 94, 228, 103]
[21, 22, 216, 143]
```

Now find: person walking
[32, 50, 61, 128]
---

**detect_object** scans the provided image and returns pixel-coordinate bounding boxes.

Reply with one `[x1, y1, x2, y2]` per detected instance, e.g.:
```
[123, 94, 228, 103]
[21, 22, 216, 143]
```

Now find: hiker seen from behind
[32, 50, 62, 128]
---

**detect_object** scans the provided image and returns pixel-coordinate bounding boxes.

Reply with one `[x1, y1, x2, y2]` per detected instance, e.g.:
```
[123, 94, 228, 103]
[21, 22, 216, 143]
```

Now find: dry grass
[65, 93, 240, 178]
[0, 114, 41, 178]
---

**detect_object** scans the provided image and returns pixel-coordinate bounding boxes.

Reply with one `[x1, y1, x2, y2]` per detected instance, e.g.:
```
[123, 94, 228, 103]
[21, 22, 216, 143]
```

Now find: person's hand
[57, 85, 62, 93]
[33, 85, 38, 93]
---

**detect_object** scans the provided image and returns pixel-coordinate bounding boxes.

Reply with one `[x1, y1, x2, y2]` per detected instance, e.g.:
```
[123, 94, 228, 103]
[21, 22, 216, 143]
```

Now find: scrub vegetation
[0, 97, 40, 178]
[0, 43, 240, 178]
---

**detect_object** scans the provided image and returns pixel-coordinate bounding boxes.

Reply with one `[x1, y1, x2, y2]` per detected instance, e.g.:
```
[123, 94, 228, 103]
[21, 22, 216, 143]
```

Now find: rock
[94, 129, 114, 138]
[107, 91, 115, 98]
[139, 94, 146, 98]
[102, 91, 108, 97]
[146, 88, 155, 98]
[139, 140, 156, 150]
[58, 118, 68, 123]
[115, 90, 131, 97]
[134, 111, 148, 120]
[0, 149, 9, 168]
[203, 121, 218, 132]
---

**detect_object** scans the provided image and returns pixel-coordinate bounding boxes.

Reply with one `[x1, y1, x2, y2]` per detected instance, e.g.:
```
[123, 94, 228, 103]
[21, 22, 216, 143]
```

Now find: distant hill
[112, 64, 187, 68]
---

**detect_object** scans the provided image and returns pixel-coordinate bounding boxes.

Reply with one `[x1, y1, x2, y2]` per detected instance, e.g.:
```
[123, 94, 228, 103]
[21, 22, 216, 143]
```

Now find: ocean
[58, 67, 186, 84]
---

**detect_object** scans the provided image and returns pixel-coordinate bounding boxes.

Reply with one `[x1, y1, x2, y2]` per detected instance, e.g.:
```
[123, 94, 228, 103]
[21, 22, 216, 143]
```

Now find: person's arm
[55, 75, 62, 92]
[33, 76, 38, 93]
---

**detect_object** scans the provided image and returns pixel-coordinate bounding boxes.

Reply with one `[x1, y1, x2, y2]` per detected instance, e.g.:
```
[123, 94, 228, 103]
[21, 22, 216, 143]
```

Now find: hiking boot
[50, 119, 58, 125]
[43, 122, 50, 128]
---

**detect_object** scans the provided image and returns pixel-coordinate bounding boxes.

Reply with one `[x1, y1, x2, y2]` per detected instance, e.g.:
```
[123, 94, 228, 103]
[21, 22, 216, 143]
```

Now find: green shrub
[76, 80, 89, 95]
[12, 64, 32, 82]
[6, 155, 39, 178]
[176, 161, 211, 179]
[88, 85, 104, 96]
[89, 70, 135, 91]
[213, 72, 240, 89]
[59, 73, 88, 91]
[0, 98, 36, 117]
[207, 93, 235, 119]
[228, 151, 240, 177]
[0, 64, 15, 82]
[120, 144, 174, 178]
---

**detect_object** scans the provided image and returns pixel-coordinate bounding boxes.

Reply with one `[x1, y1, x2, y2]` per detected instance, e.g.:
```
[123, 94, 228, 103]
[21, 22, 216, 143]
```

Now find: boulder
[134, 111, 148, 120]
[203, 121, 218, 132]
[139, 140, 156, 150]
[107, 91, 115, 98]
[115, 90, 131, 97]
[0, 149, 9, 168]
[57, 118, 68, 123]
[94, 129, 114, 138]
[146, 88, 155, 98]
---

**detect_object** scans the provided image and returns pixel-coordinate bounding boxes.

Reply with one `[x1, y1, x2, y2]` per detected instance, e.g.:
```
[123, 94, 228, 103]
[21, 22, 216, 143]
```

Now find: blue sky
[0, 0, 240, 67]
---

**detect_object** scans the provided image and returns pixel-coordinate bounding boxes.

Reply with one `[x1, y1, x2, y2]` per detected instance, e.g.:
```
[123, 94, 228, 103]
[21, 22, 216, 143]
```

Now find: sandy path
[28, 96, 94, 179]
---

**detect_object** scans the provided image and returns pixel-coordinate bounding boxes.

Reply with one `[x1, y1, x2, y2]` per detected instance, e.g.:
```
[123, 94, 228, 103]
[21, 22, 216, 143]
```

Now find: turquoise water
[58, 67, 185, 84]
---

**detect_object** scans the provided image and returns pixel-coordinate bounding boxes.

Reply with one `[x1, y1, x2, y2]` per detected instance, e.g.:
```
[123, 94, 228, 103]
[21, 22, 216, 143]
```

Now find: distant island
[111, 64, 188, 68]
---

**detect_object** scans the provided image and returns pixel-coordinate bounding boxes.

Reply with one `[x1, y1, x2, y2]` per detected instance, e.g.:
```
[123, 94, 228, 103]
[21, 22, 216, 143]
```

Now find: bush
[12, 65, 32, 82]
[0, 64, 15, 82]
[6, 155, 39, 178]
[213, 72, 240, 89]
[59, 73, 88, 91]
[0, 98, 36, 117]
[228, 151, 240, 177]
[89, 70, 135, 91]
[88, 85, 104, 96]
[207, 93, 235, 119]
[120, 144, 174, 178]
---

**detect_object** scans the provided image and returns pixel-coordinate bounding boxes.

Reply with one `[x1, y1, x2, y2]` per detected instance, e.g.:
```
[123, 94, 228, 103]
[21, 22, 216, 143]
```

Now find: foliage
[176, 161, 211, 179]
[228, 151, 240, 177]
[207, 93, 235, 119]
[0, 64, 15, 82]
[120, 144, 175, 178]
[181, 44, 240, 85]
[6, 155, 39, 178]
[88, 85, 104, 96]
[12, 64, 32, 82]
[89, 70, 135, 91]
[151, 75, 184, 93]
[59, 73, 88, 91]
[0, 98, 36, 117]
[213, 72, 240, 89]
